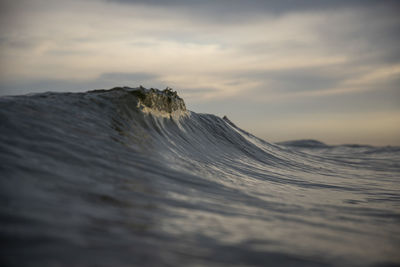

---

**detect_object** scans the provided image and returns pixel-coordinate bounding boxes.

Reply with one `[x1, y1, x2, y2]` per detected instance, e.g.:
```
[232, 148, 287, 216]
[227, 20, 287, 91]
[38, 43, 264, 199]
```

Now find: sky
[0, 0, 399, 146]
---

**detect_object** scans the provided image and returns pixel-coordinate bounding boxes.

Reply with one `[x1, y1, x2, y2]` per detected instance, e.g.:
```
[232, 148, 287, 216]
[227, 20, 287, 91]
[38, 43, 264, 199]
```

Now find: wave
[277, 139, 330, 148]
[1, 87, 399, 267]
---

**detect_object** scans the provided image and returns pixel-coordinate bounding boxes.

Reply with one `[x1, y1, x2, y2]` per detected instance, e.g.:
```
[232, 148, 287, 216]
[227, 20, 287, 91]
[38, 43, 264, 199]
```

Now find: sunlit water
[1, 87, 399, 267]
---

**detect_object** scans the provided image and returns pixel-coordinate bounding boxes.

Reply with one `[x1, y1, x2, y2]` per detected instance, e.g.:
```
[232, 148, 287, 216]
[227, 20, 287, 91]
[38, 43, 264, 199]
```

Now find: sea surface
[1, 87, 399, 267]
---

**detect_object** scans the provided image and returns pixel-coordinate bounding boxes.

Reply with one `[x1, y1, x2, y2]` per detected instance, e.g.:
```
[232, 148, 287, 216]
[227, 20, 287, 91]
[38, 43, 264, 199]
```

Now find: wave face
[1, 87, 399, 267]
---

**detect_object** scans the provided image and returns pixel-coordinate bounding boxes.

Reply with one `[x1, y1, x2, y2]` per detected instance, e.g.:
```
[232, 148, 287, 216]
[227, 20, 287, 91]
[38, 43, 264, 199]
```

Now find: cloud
[312, 8, 400, 66]
[99, 72, 158, 82]
[237, 66, 354, 94]
[0, 71, 161, 96]
[108, 0, 400, 16]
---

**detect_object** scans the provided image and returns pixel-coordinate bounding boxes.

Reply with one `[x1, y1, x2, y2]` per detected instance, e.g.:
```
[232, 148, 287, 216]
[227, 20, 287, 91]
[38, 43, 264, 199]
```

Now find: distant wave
[277, 139, 329, 148]
[1, 87, 399, 267]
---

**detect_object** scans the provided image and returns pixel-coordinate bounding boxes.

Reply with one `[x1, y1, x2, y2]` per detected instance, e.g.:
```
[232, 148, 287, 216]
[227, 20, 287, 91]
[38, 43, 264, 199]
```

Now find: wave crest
[88, 86, 187, 116]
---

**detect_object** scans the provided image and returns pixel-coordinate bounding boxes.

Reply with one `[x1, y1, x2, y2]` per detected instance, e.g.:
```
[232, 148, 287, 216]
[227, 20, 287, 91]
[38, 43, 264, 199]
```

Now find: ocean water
[0, 87, 399, 267]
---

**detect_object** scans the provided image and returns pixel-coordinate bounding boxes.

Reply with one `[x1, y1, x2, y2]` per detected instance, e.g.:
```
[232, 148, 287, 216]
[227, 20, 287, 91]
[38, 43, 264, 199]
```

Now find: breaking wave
[1, 87, 399, 267]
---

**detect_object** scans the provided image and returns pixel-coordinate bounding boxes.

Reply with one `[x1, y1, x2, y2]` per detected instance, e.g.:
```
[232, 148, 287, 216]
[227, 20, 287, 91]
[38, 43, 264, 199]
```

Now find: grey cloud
[0, 79, 98, 96]
[45, 49, 96, 56]
[0, 72, 162, 96]
[115, 0, 400, 68]
[240, 41, 309, 55]
[108, 0, 399, 13]
[180, 87, 218, 99]
[130, 41, 158, 47]
[249, 68, 400, 114]
[233, 65, 359, 93]
[278, 79, 400, 115]
[313, 8, 400, 66]
[187, 75, 400, 127]
[265, 72, 344, 93]
[182, 87, 217, 93]
[99, 72, 158, 82]
[0, 35, 39, 50]
[107, 0, 400, 25]
[235, 8, 400, 67]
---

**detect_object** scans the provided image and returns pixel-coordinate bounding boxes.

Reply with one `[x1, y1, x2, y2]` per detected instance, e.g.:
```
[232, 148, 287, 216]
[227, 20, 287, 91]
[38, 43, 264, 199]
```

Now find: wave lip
[88, 86, 187, 116]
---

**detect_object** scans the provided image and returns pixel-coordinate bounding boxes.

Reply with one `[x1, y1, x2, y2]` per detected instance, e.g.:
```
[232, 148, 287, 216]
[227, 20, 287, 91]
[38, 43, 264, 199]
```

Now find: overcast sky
[1, 0, 399, 145]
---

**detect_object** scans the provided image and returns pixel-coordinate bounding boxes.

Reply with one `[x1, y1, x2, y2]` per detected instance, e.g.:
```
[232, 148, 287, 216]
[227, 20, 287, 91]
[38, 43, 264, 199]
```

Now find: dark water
[1, 87, 399, 267]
